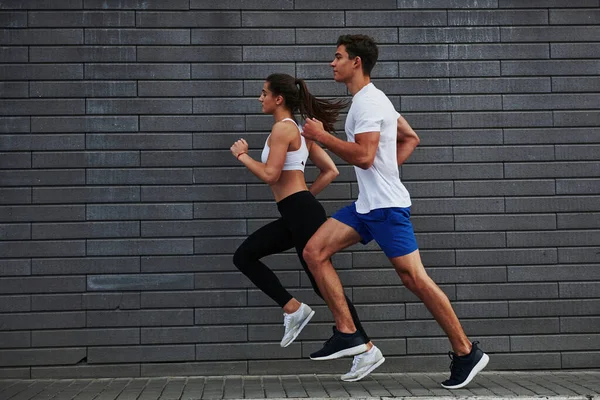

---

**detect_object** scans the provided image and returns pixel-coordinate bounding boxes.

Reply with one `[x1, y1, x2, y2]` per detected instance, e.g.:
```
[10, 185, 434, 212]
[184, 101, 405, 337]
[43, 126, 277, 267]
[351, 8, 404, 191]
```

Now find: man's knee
[303, 239, 325, 269]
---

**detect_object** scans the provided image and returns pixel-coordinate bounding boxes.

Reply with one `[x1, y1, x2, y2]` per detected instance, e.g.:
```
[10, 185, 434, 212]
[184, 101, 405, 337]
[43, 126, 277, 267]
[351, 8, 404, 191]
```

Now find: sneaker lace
[350, 352, 366, 372]
[447, 351, 465, 379]
[283, 313, 292, 333]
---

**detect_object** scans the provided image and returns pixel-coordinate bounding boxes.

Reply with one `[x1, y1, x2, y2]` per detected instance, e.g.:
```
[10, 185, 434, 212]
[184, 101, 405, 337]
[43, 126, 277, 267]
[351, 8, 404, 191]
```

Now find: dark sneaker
[441, 341, 489, 389]
[310, 326, 368, 361]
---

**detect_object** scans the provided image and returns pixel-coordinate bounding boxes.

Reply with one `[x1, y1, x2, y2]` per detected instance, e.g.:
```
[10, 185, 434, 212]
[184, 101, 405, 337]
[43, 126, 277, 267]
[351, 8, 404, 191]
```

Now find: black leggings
[233, 190, 370, 343]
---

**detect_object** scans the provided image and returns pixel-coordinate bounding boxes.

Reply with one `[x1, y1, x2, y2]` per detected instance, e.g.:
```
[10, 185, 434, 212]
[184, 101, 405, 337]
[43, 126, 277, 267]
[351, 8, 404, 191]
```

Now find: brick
[505, 94, 600, 110]
[398, 0, 497, 7]
[453, 111, 552, 128]
[400, 61, 500, 78]
[32, 257, 139, 275]
[398, 27, 498, 43]
[0, 11, 26, 26]
[0, 28, 82, 45]
[140, 116, 244, 132]
[562, 351, 600, 368]
[552, 43, 600, 59]
[30, 81, 136, 97]
[30, 46, 135, 62]
[142, 362, 245, 377]
[87, 238, 193, 256]
[191, 0, 292, 8]
[506, 162, 600, 179]
[32, 151, 139, 168]
[402, 163, 503, 180]
[83, 293, 140, 311]
[88, 345, 195, 363]
[1, 134, 84, 150]
[561, 316, 600, 333]
[141, 290, 245, 308]
[500, 0, 597, 6]
[196, 342, 299, 361]
[194, 237, 248, 254]
[561, 282, 600, 299]
[88, 98, 191, 115]
[412, 198, 504, 215]
[31, 116, 138, 132]
[30, 11, 135, 27]
[141, 326, 246, 344]
[458, 145, 554, 162]
[557, 178, 600, 195]
[451, 77, 550, 94]
[33, 187, 139, 204]
[0, 152, 30, 168]
[0, 47, 27, 62]
[505, 128, 600, 144]
[0, 332, 30, 348]
[87, 133, 192, 150]
[32, 221, 138, 239]
[346, 10, 446, 27]
[460, 248, 557, 267]
[507, 196, 600, 213]
[32, 328, 139, 347]
[354, 250, 454, 269]
[417, 232, 506, 249]
[142, 185, 244, 202]
[30, 294, 82, 311]
[193, 99, 261, 115]
[137, 11, 239, 27]
[242, 11, 344, 27]
[551, 9, 600, 24]
[482, 353, 561, 370]
[0, 259, 30, 276]
[508, 230, 600, 247]
[402, 95, 501, 112]
[88, 274, 194, 291]
[0, 205, 85, 222]
[408, 302, 509, 320]
[0, 295, 30, 312]
[87, 168, 192, 184]
[557, 145, 600, 161]
[411, 215, 454, 232]
[0, 311, 85, 331]
[0, 348, 86, 366]
[194, 201, 277, 219]
[193, 63, 295, 79]
[87, 204, 191, 221]
[0, 117, 28, 133]
[514, 334, 600, 352]
[193, 168, 260, 184]
[138, 46, 240, 62]
[0, 64, 83, 80]
[451, 44, 548, 60]
[510, 299, 600, 317]
[553, 77, 600, 93]
[450, 10, 547, 26]
[84, 0, 189, 9]
[141, 220, 245, 237]
[0, 0, 82, 8]
[296, 0, 395, 8]
[297, 28, 397, 44]
[138, 80, 242, 97]
[0, 170, 85, 187]
[559, 212, 600, 229]
[243, 45, 339, 62]
[0, 223, 30, 240]
[509, 265, 600, 282]
[379, 45, 448, 61]
[456, 214, 557, 231]
[0, 276, 85, 294]
[87, 310, 193, 327]
[299, 62, 397, 80]
[31, 364, 140, 378]
[459, 283, 557, 301]
[86, 63, 190, 79]
[192, 28, 293, 45]
[86, 28, 189, 44]
[555, 111, 600, 127]
[141, 255, 238, 273]
[455, 179, 555, 196]
[195, 306, 293, 325]
[0, 99, 85, 115]
[502, 26, 600, 42]
[0, 188, 31, 204]
[502, 60, 600, 76]
[371, 79, 449, 95]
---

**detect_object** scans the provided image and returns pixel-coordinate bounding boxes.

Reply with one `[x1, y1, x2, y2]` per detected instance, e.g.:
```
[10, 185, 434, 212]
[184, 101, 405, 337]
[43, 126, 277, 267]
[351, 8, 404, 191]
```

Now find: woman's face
[259, 81, 280, 114]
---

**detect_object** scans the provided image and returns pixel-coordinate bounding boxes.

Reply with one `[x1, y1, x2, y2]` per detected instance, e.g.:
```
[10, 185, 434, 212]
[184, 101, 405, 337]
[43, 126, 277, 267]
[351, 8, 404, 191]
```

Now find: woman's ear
[276, 95, 283, 105]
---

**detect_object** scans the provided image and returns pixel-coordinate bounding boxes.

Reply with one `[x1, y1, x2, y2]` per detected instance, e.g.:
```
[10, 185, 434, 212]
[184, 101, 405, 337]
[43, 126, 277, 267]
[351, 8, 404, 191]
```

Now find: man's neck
[347, 74, 371, 96]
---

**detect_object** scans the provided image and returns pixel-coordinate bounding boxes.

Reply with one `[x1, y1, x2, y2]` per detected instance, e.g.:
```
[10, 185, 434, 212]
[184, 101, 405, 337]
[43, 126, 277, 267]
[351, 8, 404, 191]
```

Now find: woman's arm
[306, 141, 339, 196]
[231, 123, 292, 185]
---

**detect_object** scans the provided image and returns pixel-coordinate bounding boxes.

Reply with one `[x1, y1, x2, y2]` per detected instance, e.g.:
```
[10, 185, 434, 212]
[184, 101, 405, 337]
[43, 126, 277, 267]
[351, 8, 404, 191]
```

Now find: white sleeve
[353, 99, 383, 134]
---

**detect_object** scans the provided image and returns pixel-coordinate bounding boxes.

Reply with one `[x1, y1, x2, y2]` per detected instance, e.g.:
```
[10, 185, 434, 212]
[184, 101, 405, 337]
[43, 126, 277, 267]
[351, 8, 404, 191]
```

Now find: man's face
[330, 45, 355, 83]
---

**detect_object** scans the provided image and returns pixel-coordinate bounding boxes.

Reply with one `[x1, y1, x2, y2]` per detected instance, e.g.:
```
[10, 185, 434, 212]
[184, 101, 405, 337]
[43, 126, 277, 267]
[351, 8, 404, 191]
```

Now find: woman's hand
[231, 138, 249, 159]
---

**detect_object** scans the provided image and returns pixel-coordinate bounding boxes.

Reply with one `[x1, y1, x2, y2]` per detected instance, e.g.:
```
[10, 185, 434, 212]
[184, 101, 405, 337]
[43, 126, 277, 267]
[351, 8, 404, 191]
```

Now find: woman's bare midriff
[270, 170, 309, 203]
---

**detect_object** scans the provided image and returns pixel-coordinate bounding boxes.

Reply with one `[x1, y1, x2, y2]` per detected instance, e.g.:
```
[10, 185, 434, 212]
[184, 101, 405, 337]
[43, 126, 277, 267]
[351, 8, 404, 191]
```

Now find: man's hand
[302, 118, 326, 142]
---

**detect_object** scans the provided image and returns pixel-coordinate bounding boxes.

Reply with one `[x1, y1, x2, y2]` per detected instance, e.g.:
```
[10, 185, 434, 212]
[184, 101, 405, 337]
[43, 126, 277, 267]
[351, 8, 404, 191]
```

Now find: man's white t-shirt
[345, 82, 412, 213]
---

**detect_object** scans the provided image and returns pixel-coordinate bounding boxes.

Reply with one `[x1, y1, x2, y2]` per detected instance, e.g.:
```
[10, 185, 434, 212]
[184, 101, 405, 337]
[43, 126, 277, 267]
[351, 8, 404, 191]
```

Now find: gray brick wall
[0, 1, 599, 379]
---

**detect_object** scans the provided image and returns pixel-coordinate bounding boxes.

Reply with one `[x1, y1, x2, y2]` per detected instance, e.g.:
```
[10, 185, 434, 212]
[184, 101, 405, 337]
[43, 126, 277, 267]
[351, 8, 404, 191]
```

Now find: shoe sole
[441, 353, 489, 389]
[280, 310, 315, 348]
[341, 356, 386, 382]
[310, 343, 369, 361]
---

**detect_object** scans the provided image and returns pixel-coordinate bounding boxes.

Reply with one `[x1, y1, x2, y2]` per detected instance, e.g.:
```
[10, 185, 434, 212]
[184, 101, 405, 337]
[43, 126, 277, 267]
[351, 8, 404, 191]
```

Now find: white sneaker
[280, 303, 315, 347]
[341, 345, 385, 382]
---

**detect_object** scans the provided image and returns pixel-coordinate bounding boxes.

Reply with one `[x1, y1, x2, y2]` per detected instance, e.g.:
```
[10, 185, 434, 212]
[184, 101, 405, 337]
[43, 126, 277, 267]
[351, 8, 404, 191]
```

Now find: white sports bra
[261, 118, 309, 172]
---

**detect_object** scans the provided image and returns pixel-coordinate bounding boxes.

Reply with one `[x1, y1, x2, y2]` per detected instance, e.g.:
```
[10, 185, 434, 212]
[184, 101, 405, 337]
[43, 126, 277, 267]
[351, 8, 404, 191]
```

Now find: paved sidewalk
[1, 371, 598, 400]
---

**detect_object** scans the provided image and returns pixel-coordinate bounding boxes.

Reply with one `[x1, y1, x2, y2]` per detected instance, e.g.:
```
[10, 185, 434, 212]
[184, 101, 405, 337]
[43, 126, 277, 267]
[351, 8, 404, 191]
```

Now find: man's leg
[389, 249, 471, 355]
[303, 217, 361, 334]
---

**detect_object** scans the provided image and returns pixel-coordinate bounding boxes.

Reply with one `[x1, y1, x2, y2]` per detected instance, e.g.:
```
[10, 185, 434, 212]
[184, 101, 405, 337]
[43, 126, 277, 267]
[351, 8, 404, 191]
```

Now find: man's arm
[303, 117, 379, 170]
[396, 114, 419, 166]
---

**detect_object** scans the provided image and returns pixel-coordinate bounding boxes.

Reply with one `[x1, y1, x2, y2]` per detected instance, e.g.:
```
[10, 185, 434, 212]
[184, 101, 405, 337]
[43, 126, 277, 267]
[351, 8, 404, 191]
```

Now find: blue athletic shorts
[332, 203, 419, 258]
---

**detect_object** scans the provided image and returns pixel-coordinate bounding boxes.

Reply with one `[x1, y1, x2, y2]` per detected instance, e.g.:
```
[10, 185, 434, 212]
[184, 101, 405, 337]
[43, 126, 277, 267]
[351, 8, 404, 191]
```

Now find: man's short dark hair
[336, 34, 379, 76]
